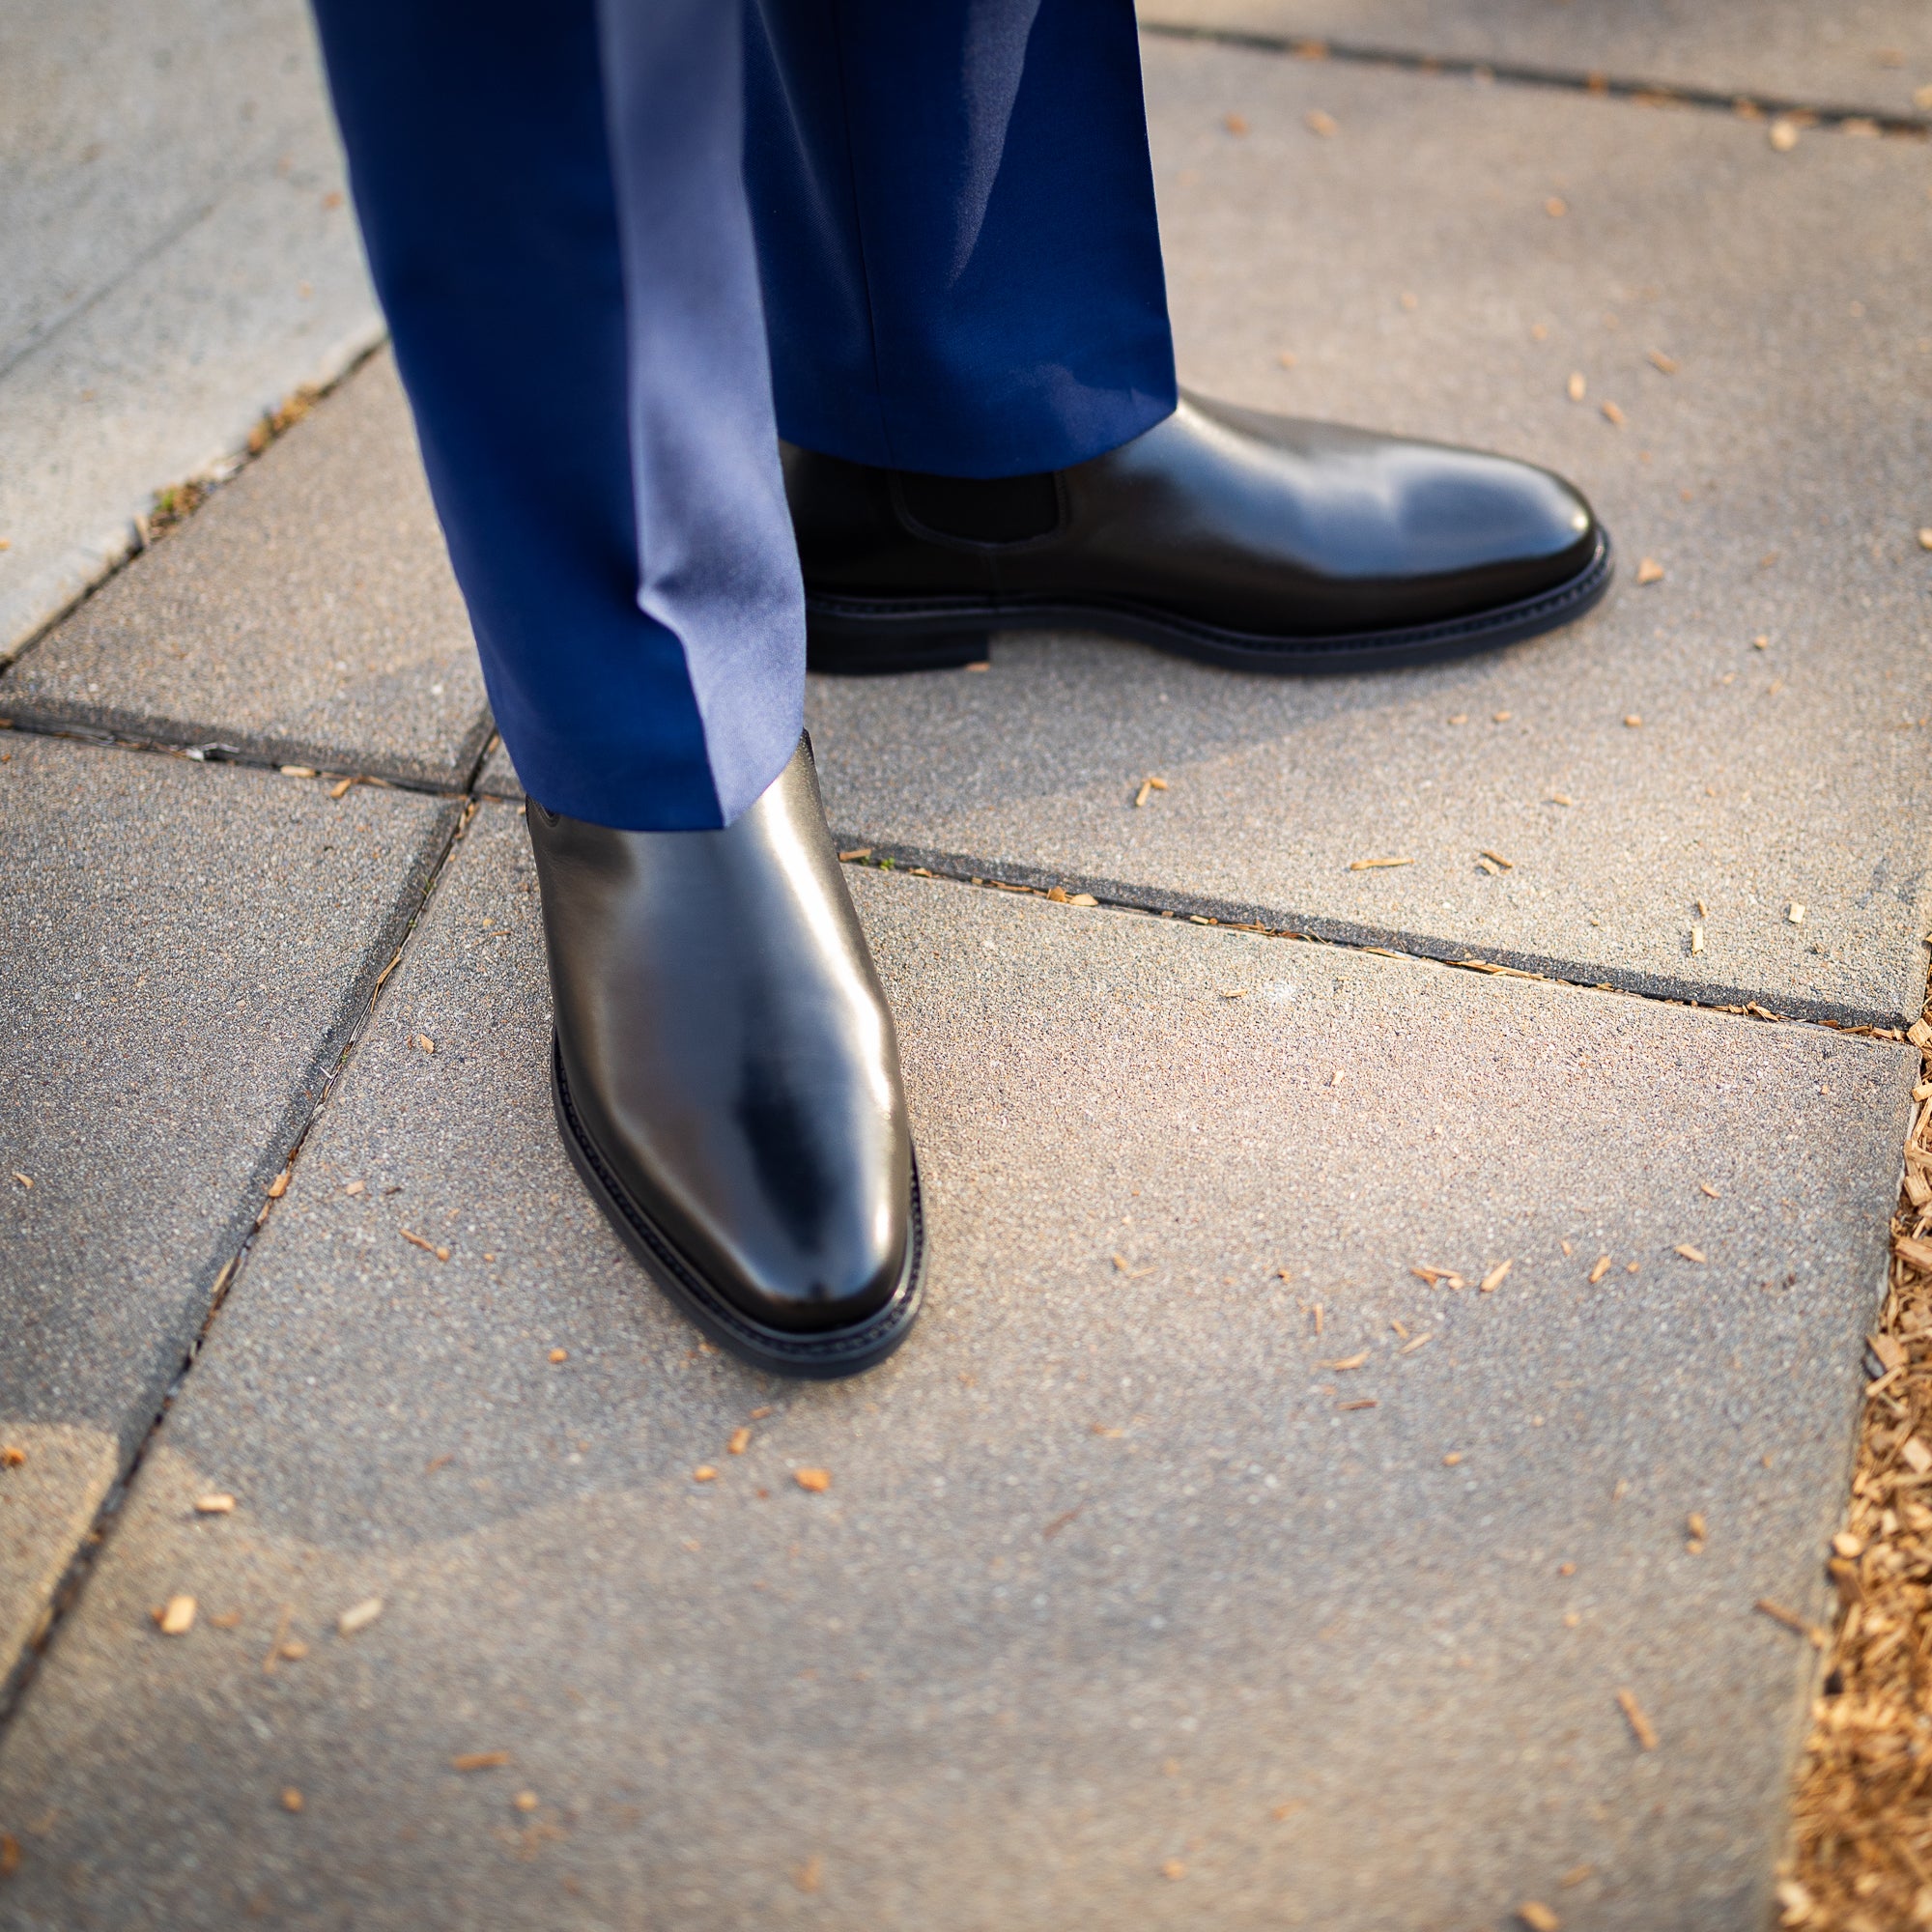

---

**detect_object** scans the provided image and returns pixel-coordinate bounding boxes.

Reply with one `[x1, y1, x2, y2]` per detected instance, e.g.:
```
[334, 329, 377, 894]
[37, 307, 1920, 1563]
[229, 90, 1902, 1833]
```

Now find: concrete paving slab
[3, 354, 489, 792]
[0, 0, 382, 659]
[0, 809, 1908, 1929]
[0, 731, 457, 1696]
[808, 44, 1932, 1030]
[2, 0, 329, 372]
[1139, 0, 1932, 122]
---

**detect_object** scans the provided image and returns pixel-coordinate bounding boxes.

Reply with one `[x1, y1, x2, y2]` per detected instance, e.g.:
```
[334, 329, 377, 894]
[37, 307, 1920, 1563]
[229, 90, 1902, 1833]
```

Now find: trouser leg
[745, 0, 1178, 477]
[312, 0, 1177, 827]
[310, 0, 802, 830]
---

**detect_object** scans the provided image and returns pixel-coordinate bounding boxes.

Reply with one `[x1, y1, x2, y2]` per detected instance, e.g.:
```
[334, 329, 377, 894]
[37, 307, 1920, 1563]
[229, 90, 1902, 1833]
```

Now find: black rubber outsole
[551, 1036, 924, 1379]
[805, 530, 1613, 675]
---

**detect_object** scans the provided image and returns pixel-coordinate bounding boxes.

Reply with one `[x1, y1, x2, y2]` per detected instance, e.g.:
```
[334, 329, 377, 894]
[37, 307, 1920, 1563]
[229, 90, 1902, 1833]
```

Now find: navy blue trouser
[311, 0, 1176, 829]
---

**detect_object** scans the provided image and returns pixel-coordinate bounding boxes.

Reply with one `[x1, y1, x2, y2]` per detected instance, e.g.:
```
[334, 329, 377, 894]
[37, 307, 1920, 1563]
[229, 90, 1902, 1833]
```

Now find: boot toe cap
[726, 1190, 914, 1336]
[1408, 450, 1600, 586]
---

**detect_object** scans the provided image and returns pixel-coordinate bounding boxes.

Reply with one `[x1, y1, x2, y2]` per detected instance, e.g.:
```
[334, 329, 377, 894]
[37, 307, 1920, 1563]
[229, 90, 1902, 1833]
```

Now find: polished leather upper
[528, 742, 911, 1335]
[784, 392, 1602, 639]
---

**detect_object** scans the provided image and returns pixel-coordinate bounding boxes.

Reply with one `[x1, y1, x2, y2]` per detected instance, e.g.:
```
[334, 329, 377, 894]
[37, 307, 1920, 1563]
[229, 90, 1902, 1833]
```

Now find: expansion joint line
[1138, 19, 1932, 137]
[0, 788, 475, 1732]
[834, 842, 1911, 1043]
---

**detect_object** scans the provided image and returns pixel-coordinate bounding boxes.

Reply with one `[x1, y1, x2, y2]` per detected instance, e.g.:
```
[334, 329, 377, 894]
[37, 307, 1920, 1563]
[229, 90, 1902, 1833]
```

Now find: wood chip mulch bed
[1783, 1010, 1932, 1931]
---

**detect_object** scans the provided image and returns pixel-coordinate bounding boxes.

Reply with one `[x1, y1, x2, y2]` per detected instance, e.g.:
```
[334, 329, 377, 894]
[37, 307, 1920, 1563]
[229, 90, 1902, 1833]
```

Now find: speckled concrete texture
[473, 734, 524, 802]
[0, 1427, 117, 1705]
[1138, 0, 1932, 120]
[808, 47, 1932, 1030]
[0, 814, 1908, 1930]
[0, 0, 382, 658]
[0, 731, 456, 1693]
[2, 354, 488, 791]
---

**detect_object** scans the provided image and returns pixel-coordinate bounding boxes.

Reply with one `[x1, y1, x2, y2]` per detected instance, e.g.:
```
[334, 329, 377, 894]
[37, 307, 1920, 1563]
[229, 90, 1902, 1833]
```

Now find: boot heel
[806, 627, 991, 676]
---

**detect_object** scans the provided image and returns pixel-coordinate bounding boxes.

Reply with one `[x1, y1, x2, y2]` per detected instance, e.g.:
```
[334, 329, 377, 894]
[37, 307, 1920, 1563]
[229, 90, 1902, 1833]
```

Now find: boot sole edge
[805, 531, 1613, 675]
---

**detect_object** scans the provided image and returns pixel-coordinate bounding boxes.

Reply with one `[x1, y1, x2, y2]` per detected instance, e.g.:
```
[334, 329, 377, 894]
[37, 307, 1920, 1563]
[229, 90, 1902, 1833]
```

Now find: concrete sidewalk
[0, 0, 380, 659]
[1, 10, 1928, 1928]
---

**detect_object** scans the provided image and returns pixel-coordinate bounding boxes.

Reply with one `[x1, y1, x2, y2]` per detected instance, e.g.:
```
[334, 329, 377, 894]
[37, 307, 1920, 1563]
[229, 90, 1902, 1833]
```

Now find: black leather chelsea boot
[527, 738, 923, 1378]
[787, 393, 1610, 674]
